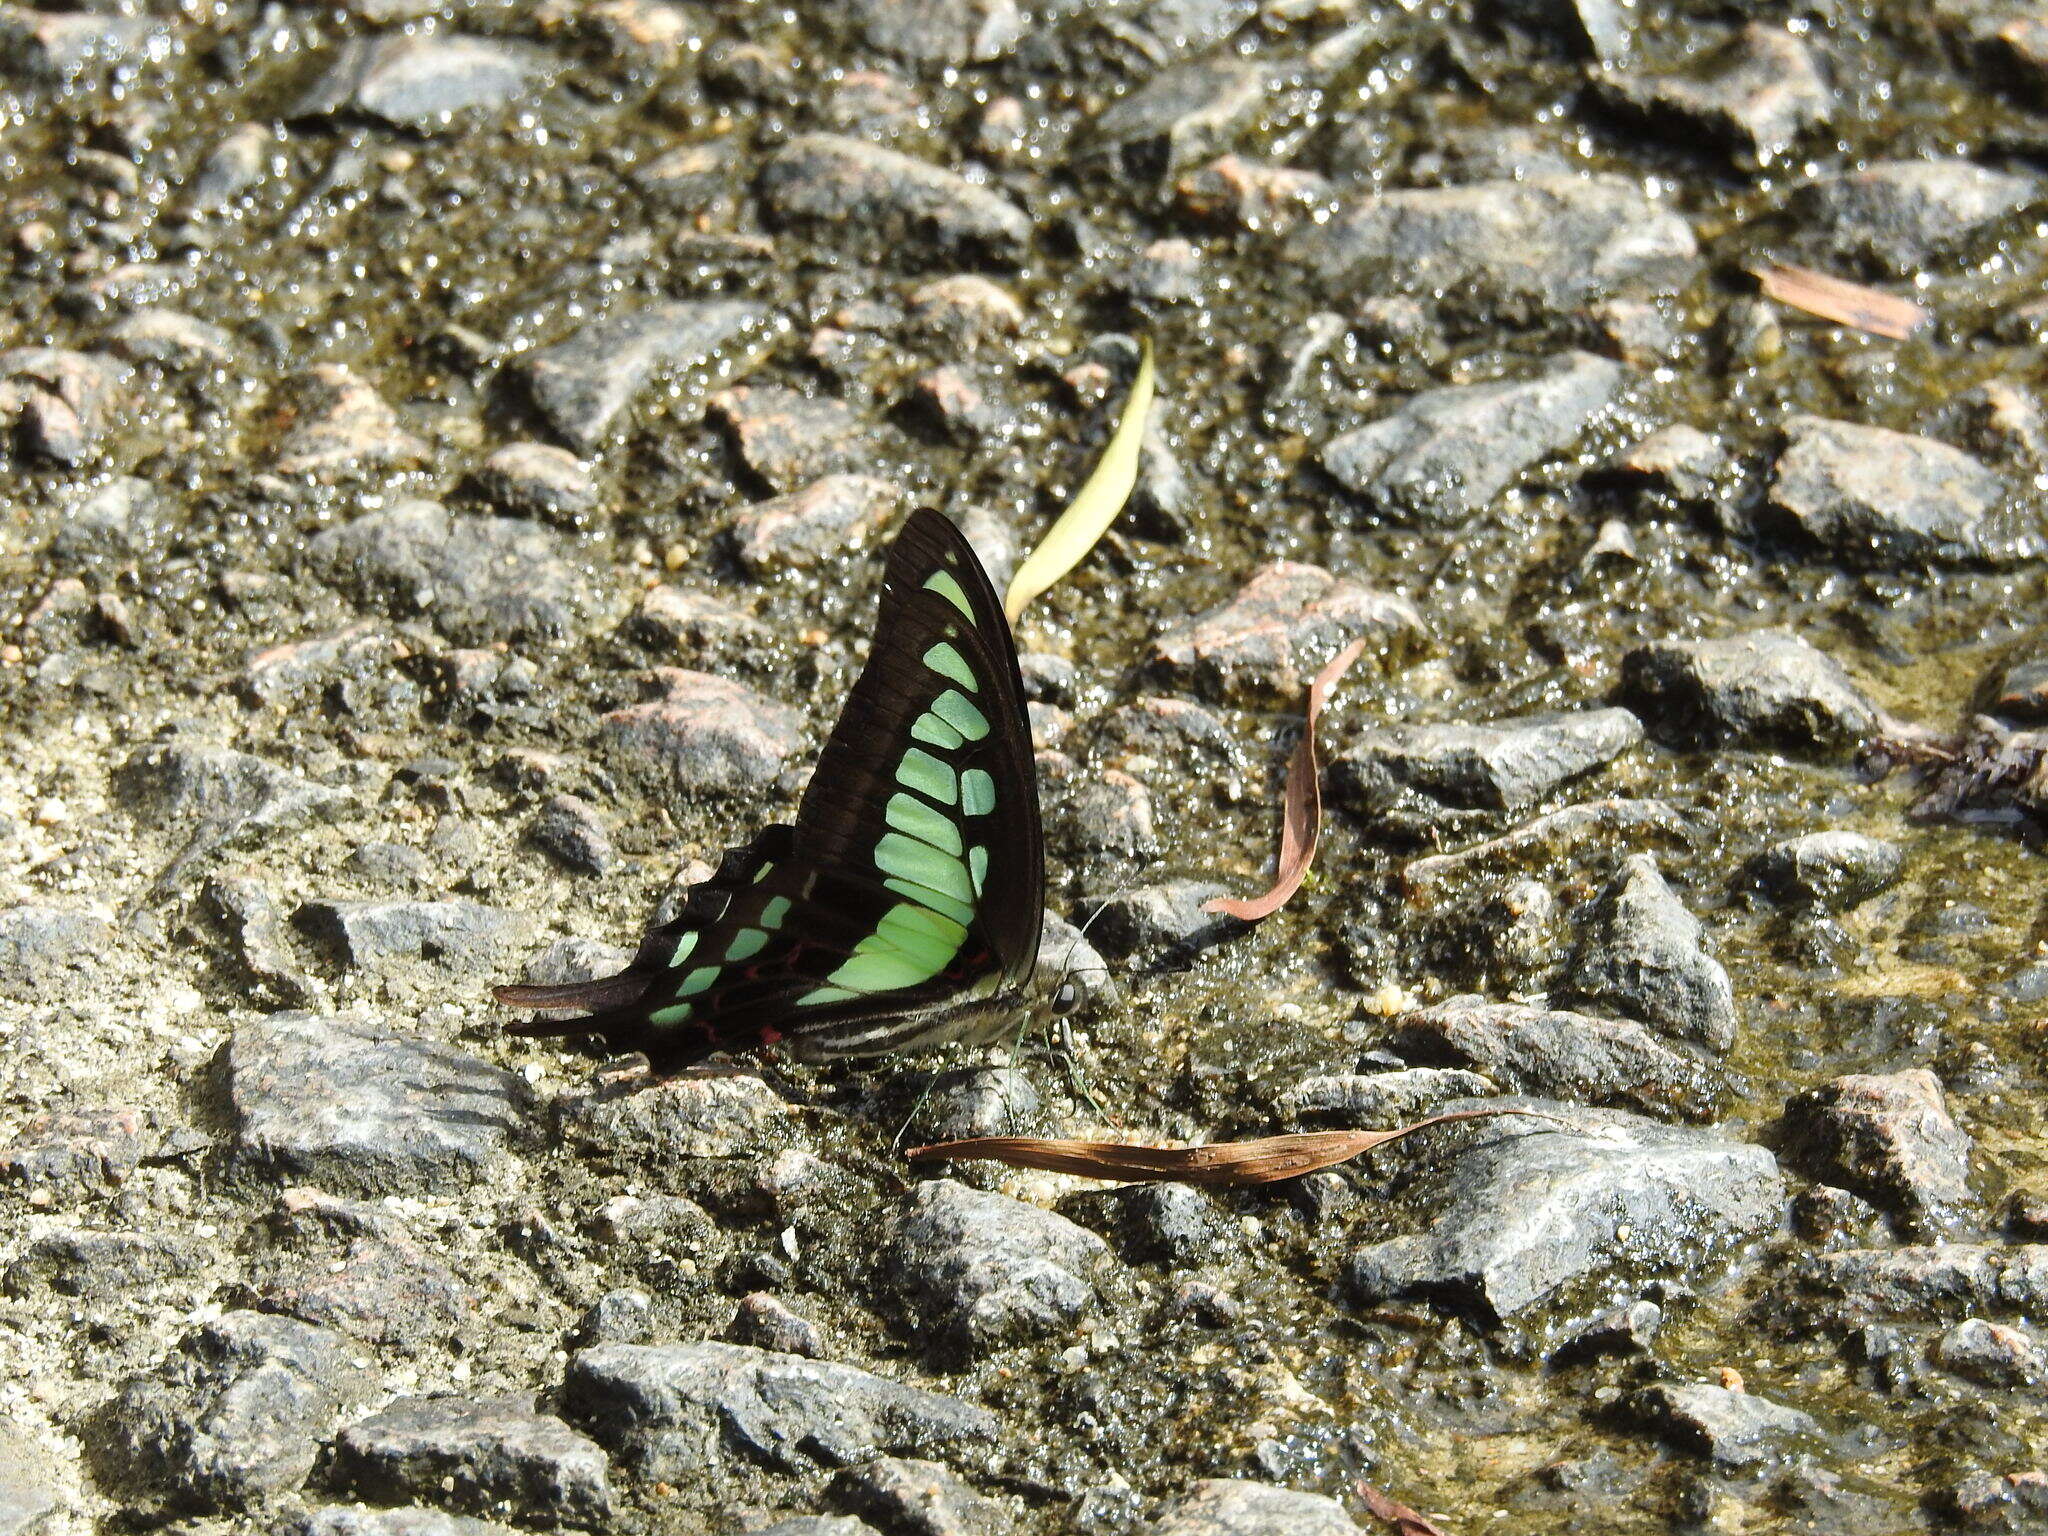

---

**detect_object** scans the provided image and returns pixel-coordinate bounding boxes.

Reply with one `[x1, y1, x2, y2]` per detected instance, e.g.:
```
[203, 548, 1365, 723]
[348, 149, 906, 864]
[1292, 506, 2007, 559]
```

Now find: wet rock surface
[1, 1, 2044, 1531]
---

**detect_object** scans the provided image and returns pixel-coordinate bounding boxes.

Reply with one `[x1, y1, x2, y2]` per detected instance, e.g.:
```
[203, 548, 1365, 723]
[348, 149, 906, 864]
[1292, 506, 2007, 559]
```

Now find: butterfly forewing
[497, 509, 1042, 1068]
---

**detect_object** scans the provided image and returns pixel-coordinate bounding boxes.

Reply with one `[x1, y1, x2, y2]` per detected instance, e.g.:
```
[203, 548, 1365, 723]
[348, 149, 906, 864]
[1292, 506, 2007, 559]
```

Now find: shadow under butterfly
[494, 508, 1092, 1070]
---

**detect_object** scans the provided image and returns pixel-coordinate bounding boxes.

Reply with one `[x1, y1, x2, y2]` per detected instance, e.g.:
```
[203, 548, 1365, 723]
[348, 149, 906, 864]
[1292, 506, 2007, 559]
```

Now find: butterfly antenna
[891, 1069, 947, 1152]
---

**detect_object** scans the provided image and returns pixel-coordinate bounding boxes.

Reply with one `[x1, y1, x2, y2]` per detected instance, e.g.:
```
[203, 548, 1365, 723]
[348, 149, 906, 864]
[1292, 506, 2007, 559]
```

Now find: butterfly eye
[1050, 979, 1083, 1016]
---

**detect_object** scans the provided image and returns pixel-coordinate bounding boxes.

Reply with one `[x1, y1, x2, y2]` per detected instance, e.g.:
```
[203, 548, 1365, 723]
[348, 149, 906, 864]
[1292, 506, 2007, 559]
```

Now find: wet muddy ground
[2, 1, 2047, 1533]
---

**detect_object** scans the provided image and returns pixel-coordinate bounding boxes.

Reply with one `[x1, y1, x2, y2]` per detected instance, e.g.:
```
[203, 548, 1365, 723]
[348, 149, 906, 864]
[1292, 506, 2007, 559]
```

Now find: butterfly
[494, 508, 1084, 1070]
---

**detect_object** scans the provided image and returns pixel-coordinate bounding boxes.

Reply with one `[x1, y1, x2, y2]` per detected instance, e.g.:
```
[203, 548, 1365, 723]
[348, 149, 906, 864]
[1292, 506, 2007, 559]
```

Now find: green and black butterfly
[495, 508, 1082, 1069]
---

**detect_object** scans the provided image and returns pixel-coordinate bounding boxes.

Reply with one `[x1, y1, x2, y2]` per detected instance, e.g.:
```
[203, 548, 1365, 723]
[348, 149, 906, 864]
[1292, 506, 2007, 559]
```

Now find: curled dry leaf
[1002, 337, 1156, 623]
[906, 1108, 1537, 1187]
[1358, 1481, 1453, 1536]
[1751, 261, 1929, 341]
[1203, 636, 1367, 921]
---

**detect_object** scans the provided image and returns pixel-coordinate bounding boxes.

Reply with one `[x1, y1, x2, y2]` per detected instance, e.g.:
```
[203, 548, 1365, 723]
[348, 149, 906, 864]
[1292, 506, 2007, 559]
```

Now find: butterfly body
[496, 509, 1053, 1073]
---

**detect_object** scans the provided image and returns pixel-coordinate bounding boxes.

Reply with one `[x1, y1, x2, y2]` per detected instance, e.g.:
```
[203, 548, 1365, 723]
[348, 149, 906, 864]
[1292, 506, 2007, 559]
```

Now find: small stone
[1143, 1479, 1370, 1535]
[248, 1233, 464, 1352]
[332, 1396, 613, 1526]
[114, 738, 350, 846]
[562, 1341, 996, 1476]
[1624, 1382, 1818, 1467]
[1152, 561, 1423, 704]
[530, 794, 614, 875]
[0, 1421, 62, 1536]
[571, 1289, 652, 1348]
[1791, 1183, 1884, 1248]
[1598, 23, 1831, 165]
[1939, 1469, 2048, 1530]
[912, 1067, 1044, 1143]
[104, 308, 240, 369]
[1611, 424, 1726, 502]
[730, 474, 901, 572]
[1740, 831, 1901, 910]
[1174, 154, 1334, 233]
[730, 1293, 825, 1359]
[301, 1508, 522, 1536]
[631, 139, 737, 213]
[601, 669, 802, 797]
[1553, 1299, 1663, 1361]
[1619, 628, 1878, 758]
[1390, 995, 1717, 1120]
[346, 841, 432, 890]
[1288, 176, 1698, 333]
[1930, 1318, 2046, 1387]
[295, 899, 527, 976]
[224, 1011, 531, 1195]
[828, 1457, 1009, 1536]
[849, 0, 1022, 65]
[1078, 881, 1240, 961]
[1775, 1244, 2048, 1329]
[906, 275, 1024, 346]
[90, 1312, 354, 1511]
[1797, 158, 2040, 277]
[1061, 769, 1158, 861]
[1781, 1069, 1976, 1240]
[0, 347, 130, 464]
[557, 1073, 789, 1163]
[239, 625, 404, 710]
[1333, 708, 1642, 814]
[1278, 1068, 1498, 1127]
[0, 1105, 152, 1205]
[310, 500, 602, 645]
[5, 1229, 206, 1299]
[633, 587, 769, 658]
[1064, 1182, 1232, 1266]
[1958, 379, 2048, 469]
[473, 442, 598, 524]
[273, 364, 429, 478]
[759, 134, 1031, 264]
[1119, 237, 1203, 304]
[1563, 854, 1739, 1053]
[906, 365, 1011, 441]
[0, 905, 115, 999]
[1322, 351, 1626, 527]
[1767, 414, 2011, 569]
[0, 7, 160, 80]
[887, 1179, 1108, 1355]
[711, 386, 866, 493]
[520, 299, 776, 453]
[293, 33, 550, 131]
[1092, 57, 1271, 176]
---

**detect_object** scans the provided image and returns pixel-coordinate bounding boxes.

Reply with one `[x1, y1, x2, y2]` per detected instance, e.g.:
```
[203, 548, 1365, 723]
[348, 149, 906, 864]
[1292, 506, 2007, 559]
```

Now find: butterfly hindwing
[496, 509, 1042, 1068]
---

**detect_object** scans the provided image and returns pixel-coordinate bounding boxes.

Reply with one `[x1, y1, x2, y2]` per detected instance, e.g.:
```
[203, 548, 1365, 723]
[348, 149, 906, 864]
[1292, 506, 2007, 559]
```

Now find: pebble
[295, 898, 528, 975]
[601, 668, 803, 796]
[1781, 1069, 1977, 1240]
[759, 134, 1032, 264]
[828, 1457, 1011, 1535]
[529, 793, 614, 875]
[1141, 1479, 1372, 1535]
[272, 364, 429, 478]
[1093, 57, 1272, 176]
[472, 442, 599, 524]
[1619, 628, 1878, 759]
[292, 34, 552, 131]
[332, 1395, 614, 1525]
[850, 0, 1024, 65]
[1076, 880, 1240, 960]
[1598, 22, 1832, 165]
[1740, 831, 1902, 910]
[1766, 415, 2010, 568]
[1333, 707, 1642, 816]
[730, 473, 901, 572]
[1624, 1382, 1819, 1468]
[1563, 855, 1738, 1053]
[1796, 158, 2041, 276]
[556, 1072, 789, 1163]
[711, 386, 866, 493]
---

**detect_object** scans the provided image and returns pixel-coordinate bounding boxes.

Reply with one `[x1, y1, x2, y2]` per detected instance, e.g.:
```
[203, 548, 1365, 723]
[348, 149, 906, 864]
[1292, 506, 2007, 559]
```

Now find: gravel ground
[2, 2, 2047, 1533]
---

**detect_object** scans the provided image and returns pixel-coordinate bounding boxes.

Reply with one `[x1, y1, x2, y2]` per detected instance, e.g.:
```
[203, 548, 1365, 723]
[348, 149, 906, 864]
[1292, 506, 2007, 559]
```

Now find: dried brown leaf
[1358, 1481, 1453, 1536]
[1752, 261, 1929, 341]
[905, 1108, 1534, 1187]
[1203, 637, 1366, 922]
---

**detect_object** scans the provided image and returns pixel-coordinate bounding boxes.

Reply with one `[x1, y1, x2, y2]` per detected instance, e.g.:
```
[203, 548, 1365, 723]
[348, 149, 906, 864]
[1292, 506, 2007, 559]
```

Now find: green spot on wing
[877, 901, 967, 962]
[931, 689, 988, 742]
[677, 965, 720, 998]
[923, 641, 977, 692]
[752, 860, 776, 883]
[649, 1002, 693, 1026]
[725, 927, 768, 962]
[876, 832, 973, 905]
[969, 845, 988, 896]
[885, 792, 963, 856]
[760, 895, 791, 929]
[667, 929, 700, 968]
[885, 876, 975, 928]
[911, 711, 965, 750]
[923, 569, 975, 618]
[797, 985, 859, 1006]
[897, 748, 957, 804]
[960, 768, 995, 817]
[828, 946, 938, 994]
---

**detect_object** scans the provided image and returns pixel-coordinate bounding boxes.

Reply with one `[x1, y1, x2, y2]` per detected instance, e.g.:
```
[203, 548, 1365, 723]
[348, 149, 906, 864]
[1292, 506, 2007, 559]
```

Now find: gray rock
[601, 668, 803, 797]
[1563, 855, 1738, 1053]
[1939, 1468, 2048, 1529]
[0, 904, 116, 997]
[1078, 880, 1240, 961]
[239, 625, 406, 711]
[1061, 769, 1158, 861]
[887, 1178, 1109, 1354]
[851, 0, 1023, 65]
[1346, 1101, 1784, 1344]
[1390, 995, 1717, 1120]
[206, 875, 317, 1006]
[90, 1311, 354, 1511]
[1322, 352, 1626, 526]
[519, 299, 776, 453]
[1624, 1382, 1818, 1467]
[298, 1510, 521, 1536]
[1092, 58, 1271, 175]
[1930, 1317, 2045, 1387]
[562, 1341, 996, 1476]
[1994, 655, 2048, 723]
[246, 1234, 465, 1352]
[529, 794, 614, 875]
[0, 347, 130, 464]
[1151, 561, 1423, 704]
[1092, 696, 1244, 783]
[295, 898, 526, 975]
[1766, 415, 2011, 568]
[104, 309, 240, 370]
[1618, 628, 1878, 758]
[730, 1293, 825, 1359]
[632, 585, 771, 656]
[711, 387, 866, 494]
[224, 1012, 530, 1195]
[1287, 175, 1698, 331]
[115, 739, 349, 844]
[730, 473, 900, 571]
[1553, 1298, 1663, 1361]
[1278, 1067, 1498, 1127]
[829, 1456, 1008, 1535]
[1777, 1245, 2048, 1338]
[1142, 1478, 1368, 1535]
[54, 474, 157, 557]
[1781, 1069, 1976, 1240]
[272, 365, 429, 478]
[1610, 423, 1726, 502]
[1334, 707, 1642, 813]
[1797, 158, 2040, 277]
[473, 442, 598, 525]
[1495, 0, 1632, 61]
[1598, 23, 1831, 164]
[310, 500, 602, 645]
[0, 6, 160, 80]
[907, 275, 1024, 346]
[5, 1228, 207, 1298]
[1063, 1182, 1231, 1266]
[293, 34, 551, 131]
[1741, 831, 1901, 910]
[760, 134, 1031, 264]
[0, 1104, 152, 1205]
[913, 1067, 1044, 1143]
[1173, 155, 1334, 235]
[557, 1073, 789, 1162]
[332, 1396, 612, 1526]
